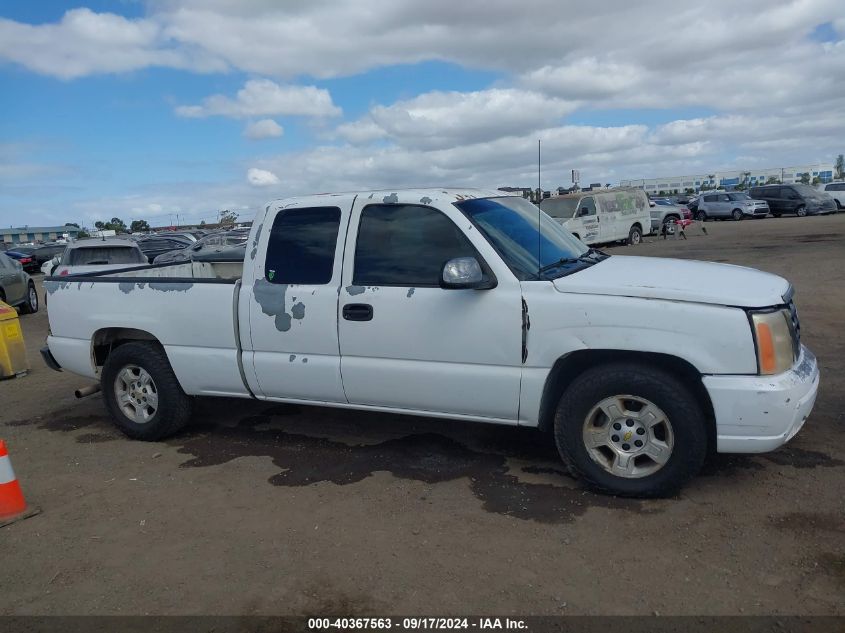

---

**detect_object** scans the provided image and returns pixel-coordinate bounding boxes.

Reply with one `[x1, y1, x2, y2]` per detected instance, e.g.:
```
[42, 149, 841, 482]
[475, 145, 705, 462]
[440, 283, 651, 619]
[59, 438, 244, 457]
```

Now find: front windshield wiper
[537, 248, 609, 276]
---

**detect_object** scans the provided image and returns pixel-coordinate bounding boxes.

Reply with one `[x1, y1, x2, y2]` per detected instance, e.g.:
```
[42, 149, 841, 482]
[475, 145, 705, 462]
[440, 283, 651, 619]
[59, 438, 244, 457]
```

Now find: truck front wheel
[102, 341, 192, 440]
[553, 362, 707, 497]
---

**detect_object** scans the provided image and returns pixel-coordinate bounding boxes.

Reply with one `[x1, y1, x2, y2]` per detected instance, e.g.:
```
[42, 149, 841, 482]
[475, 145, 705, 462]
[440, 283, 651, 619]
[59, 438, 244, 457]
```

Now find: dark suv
[749, 184, 837, 217]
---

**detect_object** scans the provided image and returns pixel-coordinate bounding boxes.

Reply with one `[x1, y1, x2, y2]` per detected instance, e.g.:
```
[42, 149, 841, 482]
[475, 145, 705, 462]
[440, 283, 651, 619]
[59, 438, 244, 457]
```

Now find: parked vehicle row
[684, 184, 840, 221]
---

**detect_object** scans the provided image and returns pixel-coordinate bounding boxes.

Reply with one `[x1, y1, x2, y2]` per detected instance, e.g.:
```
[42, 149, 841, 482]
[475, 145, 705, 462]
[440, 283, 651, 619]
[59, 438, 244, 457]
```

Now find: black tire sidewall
[102, 342, 190, 440]
[628, 226, 642, 245]
[26, 283, 38, 313]
[554, 364, 708, 497]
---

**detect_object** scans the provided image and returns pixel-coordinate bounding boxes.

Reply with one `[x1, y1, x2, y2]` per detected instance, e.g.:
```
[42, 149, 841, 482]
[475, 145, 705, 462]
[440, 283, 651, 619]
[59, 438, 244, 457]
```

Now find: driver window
[580, 197, 597, 216]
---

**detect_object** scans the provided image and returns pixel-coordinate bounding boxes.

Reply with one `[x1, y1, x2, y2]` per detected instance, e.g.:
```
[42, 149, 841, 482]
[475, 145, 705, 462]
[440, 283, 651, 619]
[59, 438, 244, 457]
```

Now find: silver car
[0, 251, 39, 314]
[695, 192, 769, 221]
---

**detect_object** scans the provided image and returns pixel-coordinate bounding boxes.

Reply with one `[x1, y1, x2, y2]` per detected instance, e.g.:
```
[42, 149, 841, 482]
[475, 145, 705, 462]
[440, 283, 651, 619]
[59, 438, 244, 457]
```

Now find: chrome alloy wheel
[581, 395, 674, 478]
[114, 365, 158, 424]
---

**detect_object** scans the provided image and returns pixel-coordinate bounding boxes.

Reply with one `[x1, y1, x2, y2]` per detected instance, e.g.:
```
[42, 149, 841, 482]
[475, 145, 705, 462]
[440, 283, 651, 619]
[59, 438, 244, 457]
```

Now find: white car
[52, 238, 147, 276]
[43, 189, 819, 497]
[818, 182, 844, 210]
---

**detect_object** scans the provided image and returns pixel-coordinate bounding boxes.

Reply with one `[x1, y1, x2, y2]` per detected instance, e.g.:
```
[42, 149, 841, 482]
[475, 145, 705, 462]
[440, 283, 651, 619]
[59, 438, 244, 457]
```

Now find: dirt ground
[1, 214, 843, 616]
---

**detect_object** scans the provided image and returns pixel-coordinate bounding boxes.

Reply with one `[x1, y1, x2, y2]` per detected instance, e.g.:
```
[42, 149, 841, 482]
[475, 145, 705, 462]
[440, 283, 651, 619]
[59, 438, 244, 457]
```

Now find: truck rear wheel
[553, 362, 707, 497]
[627, 224, 643, 245]
[102, 341, 192, 440]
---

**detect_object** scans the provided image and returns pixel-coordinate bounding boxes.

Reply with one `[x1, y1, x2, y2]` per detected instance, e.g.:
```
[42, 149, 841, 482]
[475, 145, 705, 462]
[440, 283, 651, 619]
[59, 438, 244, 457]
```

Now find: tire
[796, 205, 807, 217]
[663, 214, 680, 227]
[19, 282, 38, 314]
[836, 200, 842, 211]
[101, 341, 193, 440]
[731, 209, 743, 221]
[553, 362, 708, 497]
[695, 210, 707, 221]
[772, 212, 781, 218]
[627, 224, 643, 245]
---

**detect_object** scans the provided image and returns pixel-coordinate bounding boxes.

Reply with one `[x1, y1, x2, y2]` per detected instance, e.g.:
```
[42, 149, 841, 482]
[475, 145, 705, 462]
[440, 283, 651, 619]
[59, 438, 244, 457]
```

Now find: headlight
[750, 309, 797, 375]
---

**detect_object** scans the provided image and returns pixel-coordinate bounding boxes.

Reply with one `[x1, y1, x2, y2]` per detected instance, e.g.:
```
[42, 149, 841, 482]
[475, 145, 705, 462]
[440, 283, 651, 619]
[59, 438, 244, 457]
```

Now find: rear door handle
[343, 303, 373, 321]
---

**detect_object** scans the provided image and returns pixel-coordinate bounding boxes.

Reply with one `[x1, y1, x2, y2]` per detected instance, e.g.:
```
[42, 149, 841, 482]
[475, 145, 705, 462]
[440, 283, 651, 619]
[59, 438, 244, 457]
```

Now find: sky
[1, 1, 844, 228]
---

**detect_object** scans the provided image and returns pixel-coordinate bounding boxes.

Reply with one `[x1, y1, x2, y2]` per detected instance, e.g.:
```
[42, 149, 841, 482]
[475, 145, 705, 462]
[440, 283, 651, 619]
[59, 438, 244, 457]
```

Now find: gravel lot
[1, 214, 843, 616]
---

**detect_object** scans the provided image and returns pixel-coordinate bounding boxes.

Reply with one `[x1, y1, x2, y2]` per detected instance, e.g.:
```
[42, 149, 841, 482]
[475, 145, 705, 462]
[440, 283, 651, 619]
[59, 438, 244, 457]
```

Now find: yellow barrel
[0, 302, 29, 379]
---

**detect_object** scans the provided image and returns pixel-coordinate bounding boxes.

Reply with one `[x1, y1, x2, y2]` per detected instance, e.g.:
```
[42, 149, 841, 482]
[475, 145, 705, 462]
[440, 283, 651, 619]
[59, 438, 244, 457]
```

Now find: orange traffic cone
[0, 440, 39, 527]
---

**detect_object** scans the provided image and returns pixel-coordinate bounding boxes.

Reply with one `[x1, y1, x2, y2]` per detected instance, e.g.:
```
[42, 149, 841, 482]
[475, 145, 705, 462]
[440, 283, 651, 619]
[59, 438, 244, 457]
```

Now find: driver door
[337, 195, 523, 421]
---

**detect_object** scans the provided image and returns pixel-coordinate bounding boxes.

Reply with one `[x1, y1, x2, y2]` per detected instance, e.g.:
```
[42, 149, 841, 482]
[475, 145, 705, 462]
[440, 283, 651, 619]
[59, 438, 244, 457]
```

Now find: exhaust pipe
[75, 383, 102, 399]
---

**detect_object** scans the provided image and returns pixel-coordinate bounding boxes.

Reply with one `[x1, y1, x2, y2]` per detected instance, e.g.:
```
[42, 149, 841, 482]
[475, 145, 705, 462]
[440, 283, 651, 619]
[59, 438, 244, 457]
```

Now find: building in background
[620, 163, 835, 194]
[0, 225, 81, 246]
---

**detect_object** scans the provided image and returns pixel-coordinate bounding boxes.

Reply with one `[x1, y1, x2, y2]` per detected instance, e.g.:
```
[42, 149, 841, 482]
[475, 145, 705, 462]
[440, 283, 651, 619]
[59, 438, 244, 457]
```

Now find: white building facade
[619, 163, 836, 194]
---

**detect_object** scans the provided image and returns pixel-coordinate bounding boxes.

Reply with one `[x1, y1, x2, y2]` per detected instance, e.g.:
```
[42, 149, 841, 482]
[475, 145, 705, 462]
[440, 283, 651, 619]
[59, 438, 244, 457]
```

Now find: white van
[540, 189, 651, 245]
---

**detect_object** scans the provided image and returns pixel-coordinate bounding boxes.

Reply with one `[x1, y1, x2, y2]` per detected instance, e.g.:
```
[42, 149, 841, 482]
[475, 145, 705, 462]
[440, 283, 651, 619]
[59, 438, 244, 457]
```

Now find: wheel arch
[91, 327, 162, 370]
[537, 349, 716, 448]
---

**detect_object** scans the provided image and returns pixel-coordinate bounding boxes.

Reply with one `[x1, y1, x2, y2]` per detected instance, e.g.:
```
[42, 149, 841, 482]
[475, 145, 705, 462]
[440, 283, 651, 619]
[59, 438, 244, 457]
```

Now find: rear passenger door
[244, 197, 353, 403]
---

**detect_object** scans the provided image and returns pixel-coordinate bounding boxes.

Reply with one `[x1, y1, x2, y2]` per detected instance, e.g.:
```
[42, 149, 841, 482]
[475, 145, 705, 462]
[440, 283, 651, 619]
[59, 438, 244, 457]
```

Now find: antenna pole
[537, 139, 541, 279]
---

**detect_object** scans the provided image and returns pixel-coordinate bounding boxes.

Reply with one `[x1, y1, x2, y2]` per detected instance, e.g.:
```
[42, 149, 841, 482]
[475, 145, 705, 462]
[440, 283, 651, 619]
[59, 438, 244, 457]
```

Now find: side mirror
[440, 257, 493, 290]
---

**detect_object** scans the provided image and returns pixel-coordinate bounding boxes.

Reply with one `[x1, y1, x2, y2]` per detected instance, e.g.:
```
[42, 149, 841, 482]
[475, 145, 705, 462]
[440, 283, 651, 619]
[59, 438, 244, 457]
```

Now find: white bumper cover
[704, 346, 819, 453]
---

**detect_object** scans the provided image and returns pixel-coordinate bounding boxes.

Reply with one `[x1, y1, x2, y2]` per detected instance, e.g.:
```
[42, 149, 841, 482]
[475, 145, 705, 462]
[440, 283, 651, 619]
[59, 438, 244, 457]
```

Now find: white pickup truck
[42, 189, 820, 497]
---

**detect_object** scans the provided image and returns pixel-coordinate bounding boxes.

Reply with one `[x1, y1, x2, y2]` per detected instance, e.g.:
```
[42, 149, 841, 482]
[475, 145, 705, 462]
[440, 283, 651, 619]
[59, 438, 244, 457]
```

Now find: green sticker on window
[268, 270, 275, 281]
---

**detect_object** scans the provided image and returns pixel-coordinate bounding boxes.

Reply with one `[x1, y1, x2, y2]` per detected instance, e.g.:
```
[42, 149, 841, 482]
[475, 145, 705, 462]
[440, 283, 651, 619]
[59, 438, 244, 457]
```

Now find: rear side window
[703, 195, 718, 202]
[264, 206, 341, 285]
[67, 247, 144, 265]
[353, 204, 476, 287]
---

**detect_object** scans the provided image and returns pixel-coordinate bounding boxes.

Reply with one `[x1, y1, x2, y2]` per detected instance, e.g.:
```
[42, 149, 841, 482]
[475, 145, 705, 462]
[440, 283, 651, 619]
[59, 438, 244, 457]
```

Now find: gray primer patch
[289, 354, 296, 362]
[291, 301, 305, 320]
[406, 288, 415, 298]
[420, 196, 432, 204]
[149, 282, 192, 293]
[253, 278, 292, 331]
[44, 280, 71, 295]
[383, 193, 399, 204]
[346, 285, 365, 296]
[250, 222, 264, 260]
[368, 193, 374, 199]
[302, 358, 308, 363]
[118, 282, 135, 294]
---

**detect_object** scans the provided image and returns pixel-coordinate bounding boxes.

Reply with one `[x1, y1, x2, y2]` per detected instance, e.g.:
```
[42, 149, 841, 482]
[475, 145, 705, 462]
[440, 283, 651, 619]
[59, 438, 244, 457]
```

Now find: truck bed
[44, 259, 250, 397]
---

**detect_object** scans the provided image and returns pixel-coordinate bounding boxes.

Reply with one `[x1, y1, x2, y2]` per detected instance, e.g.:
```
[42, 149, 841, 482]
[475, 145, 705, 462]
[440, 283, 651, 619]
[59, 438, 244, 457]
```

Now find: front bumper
[704, 346, 819, 453]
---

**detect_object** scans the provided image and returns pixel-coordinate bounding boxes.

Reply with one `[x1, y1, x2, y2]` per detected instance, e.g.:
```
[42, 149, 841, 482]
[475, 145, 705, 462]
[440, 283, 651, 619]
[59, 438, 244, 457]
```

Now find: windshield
[728, 193, 750, 201]
[68, 246, 145, 265]
[539, 197, 580, 219]
[456, 196, 594, 280]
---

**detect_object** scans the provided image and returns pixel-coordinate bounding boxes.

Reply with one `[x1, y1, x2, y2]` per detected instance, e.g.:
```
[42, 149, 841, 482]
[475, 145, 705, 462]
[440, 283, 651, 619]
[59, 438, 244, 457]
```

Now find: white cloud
[243, 119, 284, 140]
[175, 79, 341, 118]
[246, 167, 280, 186]
[337, 89, 578, 149]
[0, 8, 223, 80]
